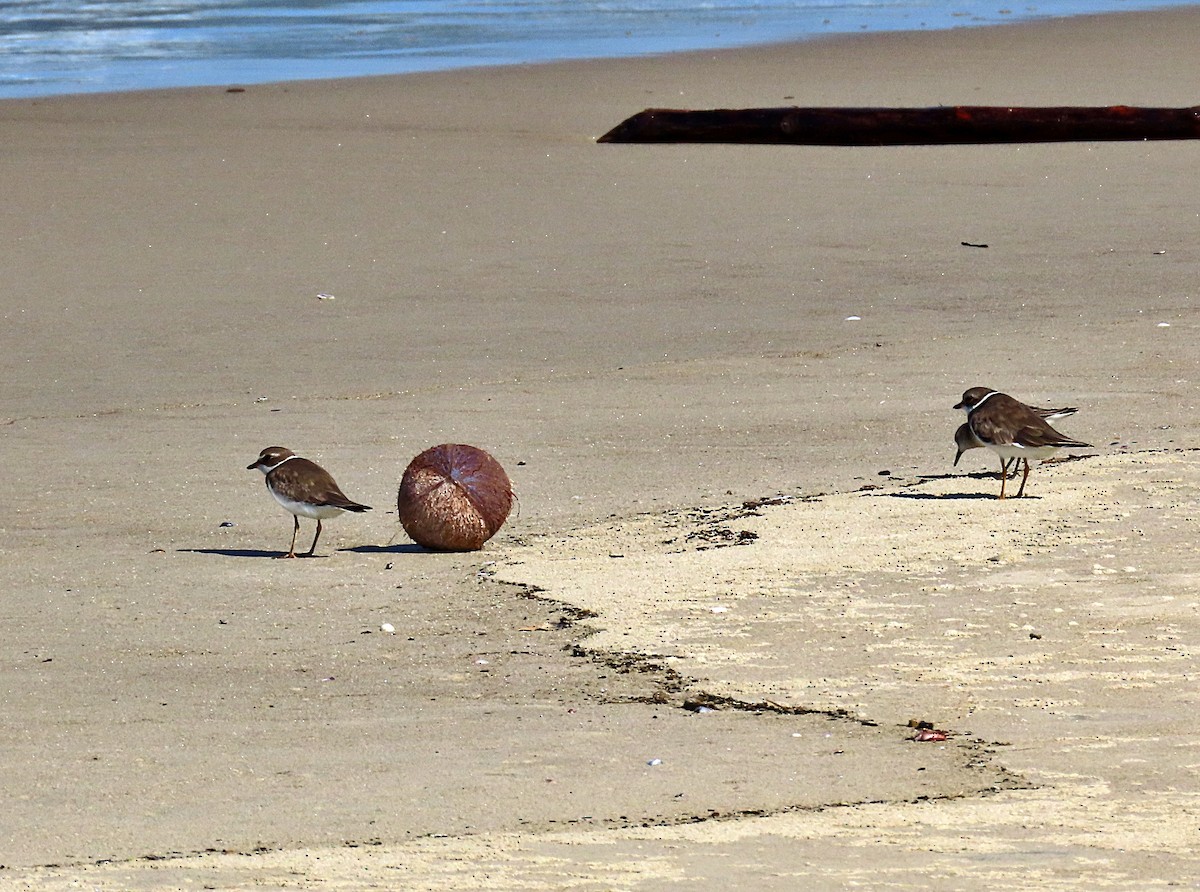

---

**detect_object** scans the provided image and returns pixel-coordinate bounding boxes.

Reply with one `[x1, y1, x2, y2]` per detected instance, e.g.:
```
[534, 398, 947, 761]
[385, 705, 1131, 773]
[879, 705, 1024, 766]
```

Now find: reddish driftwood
[597, 105, 1200, 146]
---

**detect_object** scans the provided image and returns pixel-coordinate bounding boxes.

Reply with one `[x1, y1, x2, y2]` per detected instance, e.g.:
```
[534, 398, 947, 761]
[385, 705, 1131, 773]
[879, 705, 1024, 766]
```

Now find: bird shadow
[343, 543, 431, 555]
[871, 471, 1040, 501]
[180, 544, 431, 558]
[882, 491, 1004, 502]
[914, 471, 1012, 482]
[178, 548, 290, 559]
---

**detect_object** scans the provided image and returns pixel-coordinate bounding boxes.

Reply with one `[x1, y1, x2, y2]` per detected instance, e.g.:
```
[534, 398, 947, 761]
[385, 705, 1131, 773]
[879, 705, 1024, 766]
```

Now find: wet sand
[2, 6, 1200, 888]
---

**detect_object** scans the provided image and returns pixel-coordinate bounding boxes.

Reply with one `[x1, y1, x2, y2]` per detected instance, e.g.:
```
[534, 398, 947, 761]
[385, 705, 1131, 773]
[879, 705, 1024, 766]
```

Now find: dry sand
[3, 6, 1200, 888]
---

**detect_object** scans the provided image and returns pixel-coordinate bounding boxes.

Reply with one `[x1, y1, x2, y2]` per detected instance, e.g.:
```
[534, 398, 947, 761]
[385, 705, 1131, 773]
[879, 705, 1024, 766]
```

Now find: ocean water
[0, 0, 1194, 99]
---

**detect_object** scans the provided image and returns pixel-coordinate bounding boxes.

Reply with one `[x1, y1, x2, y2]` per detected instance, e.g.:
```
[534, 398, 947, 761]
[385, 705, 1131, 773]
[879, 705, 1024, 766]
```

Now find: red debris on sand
[912, 728, 950, 742]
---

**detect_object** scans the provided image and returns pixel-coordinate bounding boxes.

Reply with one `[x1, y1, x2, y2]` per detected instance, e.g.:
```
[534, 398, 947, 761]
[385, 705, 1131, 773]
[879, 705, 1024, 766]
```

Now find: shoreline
[3, 5, 1200, 887]
[3, 3, 1200, 102]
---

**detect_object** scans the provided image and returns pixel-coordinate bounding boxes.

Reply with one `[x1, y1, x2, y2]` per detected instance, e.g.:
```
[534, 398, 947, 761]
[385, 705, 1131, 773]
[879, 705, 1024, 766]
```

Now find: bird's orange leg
[1015, 459, 1032, 498]
[304, 519, 323, 557]
[277, 515, 301, 559]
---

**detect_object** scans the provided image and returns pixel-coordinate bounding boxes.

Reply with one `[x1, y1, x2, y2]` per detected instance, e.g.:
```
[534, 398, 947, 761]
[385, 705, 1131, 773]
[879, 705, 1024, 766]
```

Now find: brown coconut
[397, 444, 514, 551]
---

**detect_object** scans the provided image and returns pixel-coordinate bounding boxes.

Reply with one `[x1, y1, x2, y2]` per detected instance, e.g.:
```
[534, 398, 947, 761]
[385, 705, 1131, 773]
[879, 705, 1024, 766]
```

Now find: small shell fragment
[380, 623, 395, 634]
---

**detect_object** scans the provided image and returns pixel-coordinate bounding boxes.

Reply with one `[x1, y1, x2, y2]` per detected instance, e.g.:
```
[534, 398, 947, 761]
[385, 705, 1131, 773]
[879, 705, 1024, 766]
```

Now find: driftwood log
[597, 105, 1200, 146]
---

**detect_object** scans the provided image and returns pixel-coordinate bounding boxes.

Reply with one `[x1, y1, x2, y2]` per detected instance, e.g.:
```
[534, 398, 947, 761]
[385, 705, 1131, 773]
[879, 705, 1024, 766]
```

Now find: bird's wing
[1030, 405, 1078, 419]
[1014, 421, 1092, 449]
[273, 459, 372, 511]
[969, 413, 1012, 446]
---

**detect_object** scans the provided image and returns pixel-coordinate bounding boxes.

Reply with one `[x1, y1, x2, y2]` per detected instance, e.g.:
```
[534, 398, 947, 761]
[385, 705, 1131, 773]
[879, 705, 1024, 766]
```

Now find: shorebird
[954, 404, 1078, 478]
[247, 446, 371, 557]
[954, 388, 1091, 499]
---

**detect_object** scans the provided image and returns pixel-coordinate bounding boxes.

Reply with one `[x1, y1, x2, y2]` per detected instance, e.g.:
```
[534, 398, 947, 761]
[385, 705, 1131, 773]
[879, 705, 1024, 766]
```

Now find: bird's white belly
[272, 491, 345, 520]
[990, 443, 1059, 462]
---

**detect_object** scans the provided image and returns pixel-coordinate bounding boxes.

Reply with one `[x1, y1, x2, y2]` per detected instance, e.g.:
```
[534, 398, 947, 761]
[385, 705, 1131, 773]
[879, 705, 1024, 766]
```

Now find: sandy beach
[3, 6, 1200, 888]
